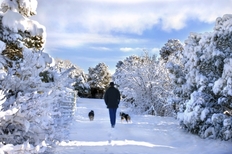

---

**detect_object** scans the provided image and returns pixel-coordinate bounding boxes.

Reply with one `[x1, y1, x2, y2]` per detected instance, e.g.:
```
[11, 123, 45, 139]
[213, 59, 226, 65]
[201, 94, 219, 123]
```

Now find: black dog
[88, 110, 94, 121]
[120, 112, 131, 123]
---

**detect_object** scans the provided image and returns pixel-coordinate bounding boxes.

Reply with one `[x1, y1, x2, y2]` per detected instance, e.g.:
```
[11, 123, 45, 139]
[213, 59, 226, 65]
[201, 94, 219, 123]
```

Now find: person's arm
[104, 91, 108, 105]
[117, 89, 120, 103]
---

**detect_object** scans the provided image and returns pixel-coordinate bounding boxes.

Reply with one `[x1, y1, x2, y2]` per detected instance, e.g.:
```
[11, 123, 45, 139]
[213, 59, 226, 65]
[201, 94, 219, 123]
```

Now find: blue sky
[32, 0, 232, 73]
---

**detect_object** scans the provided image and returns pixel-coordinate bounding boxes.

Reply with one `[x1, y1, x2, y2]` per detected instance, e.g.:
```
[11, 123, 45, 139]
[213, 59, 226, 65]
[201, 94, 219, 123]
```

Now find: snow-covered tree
[54, 58, 90, 97]
[160, 39, 186, 114]
[176, 14, 232, 141]
[88, 63, 111, 98]
[114, 52, 174, 116]
[0, 0, 45, 57]
[0, 0, 76, 153]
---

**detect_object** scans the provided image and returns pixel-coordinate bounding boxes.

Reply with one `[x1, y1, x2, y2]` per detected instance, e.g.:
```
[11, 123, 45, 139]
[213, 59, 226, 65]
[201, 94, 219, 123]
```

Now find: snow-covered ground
[55, 98, 232, 154]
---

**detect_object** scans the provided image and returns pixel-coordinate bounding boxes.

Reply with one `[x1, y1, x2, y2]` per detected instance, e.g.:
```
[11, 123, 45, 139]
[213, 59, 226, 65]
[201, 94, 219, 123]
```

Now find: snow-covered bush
[176, 14, 232, 141]
[0, 48, 75, 153]
[54, 58, 90, 97]
[0, 0, 77, 153]
[114, 52, 174, 116]
[159, 39, 186, 114]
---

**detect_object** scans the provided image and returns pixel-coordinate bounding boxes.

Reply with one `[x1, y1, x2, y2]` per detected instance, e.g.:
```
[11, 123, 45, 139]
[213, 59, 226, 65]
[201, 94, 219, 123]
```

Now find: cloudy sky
[31, 0, 232, 73]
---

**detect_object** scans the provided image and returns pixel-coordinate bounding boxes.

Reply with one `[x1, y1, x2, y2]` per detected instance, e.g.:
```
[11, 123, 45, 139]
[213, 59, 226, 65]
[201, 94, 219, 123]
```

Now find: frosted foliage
[176, 14, 232, 141]
[0, 48, 76, 153]
[54, 58, 90, 95]
[114, 53, 175, 116]
[1, 49, 53, 93]
[160, 39, 184, 61]
[0, 49, 7, 80]
[159, 39, 185, 115]
[88, 63, 111, 90]
[0, 0, 46, 52]
[0, 0, 76, 152]
[1, 10, 46, 45]
[160, 38, 185, 104]
[1, 0, 38, 17]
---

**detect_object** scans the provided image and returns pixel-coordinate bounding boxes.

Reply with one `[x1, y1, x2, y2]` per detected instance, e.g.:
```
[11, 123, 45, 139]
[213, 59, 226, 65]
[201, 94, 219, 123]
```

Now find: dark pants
[109, 108, 117, 127]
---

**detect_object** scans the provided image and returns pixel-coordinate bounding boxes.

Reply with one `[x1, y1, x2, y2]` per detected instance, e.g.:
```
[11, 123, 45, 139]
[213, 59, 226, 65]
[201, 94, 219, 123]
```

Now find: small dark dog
[120, 112, 131, 123]
[88, 110, 94, 121]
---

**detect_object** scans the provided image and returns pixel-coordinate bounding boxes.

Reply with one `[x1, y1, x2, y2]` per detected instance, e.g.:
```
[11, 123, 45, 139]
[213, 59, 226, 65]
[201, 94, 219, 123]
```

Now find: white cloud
[120, 47, 133, 52]
[120, 47, 144, 52]
[90, 46, 111, 51]
[44, 32, 147, 49]
[34, 0, 232, 35]
[31, 0, 232, 54]
[23, 0, 232, 74]
[120, 47, 161, 53]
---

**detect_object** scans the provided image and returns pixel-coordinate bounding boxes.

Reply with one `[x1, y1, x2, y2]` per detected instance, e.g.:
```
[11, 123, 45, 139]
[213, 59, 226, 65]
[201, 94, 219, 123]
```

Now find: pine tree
[88, 63, 111, 98]
[175, 15, 232, 141]
[0, 0, 76, 153]
[159, 39, 186, 114]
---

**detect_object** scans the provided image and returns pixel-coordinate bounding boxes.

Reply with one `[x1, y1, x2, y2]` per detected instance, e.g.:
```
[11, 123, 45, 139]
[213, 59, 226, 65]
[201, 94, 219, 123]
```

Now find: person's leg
[109, 108, 117, 128]
[111, 108, 117, 127]
[109, 108, 114, 127]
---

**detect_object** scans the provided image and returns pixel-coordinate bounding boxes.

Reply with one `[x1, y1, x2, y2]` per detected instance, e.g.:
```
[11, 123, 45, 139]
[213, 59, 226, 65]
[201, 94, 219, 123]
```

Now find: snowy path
[55, 98, 232, 154]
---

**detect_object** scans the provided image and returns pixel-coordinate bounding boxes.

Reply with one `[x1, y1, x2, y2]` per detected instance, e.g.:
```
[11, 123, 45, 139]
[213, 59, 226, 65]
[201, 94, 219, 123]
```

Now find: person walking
[104, 82, 121, 128]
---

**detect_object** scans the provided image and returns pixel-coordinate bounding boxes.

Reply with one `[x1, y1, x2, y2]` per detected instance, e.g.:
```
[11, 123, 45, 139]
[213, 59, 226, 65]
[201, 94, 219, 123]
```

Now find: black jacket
[104, 86, 120, 108]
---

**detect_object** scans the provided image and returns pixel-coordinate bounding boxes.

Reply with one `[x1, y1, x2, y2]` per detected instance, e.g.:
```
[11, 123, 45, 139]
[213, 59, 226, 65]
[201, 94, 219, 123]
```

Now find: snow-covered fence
[53, 89, 77, 129]
[59, 90, 77, 118]
[52, 89, 77, 143]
